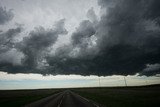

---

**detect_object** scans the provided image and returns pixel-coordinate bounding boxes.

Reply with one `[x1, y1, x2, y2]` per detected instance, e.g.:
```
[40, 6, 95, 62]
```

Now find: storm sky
[0, 0, 160, 83]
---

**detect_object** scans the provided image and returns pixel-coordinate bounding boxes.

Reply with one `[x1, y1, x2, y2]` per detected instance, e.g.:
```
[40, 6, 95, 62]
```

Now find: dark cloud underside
[46, 0, 160, 76]
[0, 0, 160, 76]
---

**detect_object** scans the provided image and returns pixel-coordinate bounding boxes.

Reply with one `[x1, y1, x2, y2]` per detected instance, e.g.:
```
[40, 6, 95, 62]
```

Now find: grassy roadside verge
[73, 86, 160, 107]
[0, 89, 61, 107]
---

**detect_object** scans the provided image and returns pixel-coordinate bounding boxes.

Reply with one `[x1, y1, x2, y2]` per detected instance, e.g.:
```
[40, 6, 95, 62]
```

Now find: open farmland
[0, 89, 61, 107]
[72, 85, 160, 107]
[0, 85, 160, 107]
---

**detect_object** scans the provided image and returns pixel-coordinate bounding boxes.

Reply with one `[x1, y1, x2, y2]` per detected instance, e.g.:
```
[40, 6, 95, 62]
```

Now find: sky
[0, 0, 160, 89]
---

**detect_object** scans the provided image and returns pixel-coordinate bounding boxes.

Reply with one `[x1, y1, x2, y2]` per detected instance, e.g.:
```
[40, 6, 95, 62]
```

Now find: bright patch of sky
[0, 71, 160, 90]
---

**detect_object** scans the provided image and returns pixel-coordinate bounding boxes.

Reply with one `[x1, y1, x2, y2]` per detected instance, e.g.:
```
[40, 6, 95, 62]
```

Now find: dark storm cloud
[1, 0, 160, 76]
[70, 19, 100, 58]
[94, 0, 160, 75]
[71, 20, 95, 46]
[17, 19, 68, 69]
[46, 0, 160, 76]
[0, 19, 68, 73]
[141, 63, 160, 76]
[0, 27, 23, 72]
[0, 27, 22, 54]
[0, 7, 14, 25]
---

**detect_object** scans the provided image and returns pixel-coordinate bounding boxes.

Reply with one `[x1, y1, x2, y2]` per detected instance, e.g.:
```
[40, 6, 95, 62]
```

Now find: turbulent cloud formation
[0, 0, 160, 76]
[142, 63, 160, 76]
[0, 7, 14, 25]
[0, 26, 24, 72]
[17, 19, 67, 70]
[47, 0, 160, 76]
[0, 27, 22, 54]
[0, 48, 24, 66]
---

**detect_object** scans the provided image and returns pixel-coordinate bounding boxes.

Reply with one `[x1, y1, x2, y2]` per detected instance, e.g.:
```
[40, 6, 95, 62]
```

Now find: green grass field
[73, 85, 160, 107]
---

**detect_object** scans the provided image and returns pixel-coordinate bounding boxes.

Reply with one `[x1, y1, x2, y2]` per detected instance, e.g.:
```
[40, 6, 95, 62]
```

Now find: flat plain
[72, 85, 160, 107]
[0, 85, 160, 107]
[0, 89, 61, 107]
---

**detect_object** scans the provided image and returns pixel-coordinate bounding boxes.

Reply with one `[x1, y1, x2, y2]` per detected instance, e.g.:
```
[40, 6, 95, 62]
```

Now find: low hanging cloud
[0, 6, 14, 25]
[142, 63, 160, 76]
[0, 48, 24, 66]
[0, 0, 160, 76]
[0, 26, 24, 72]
